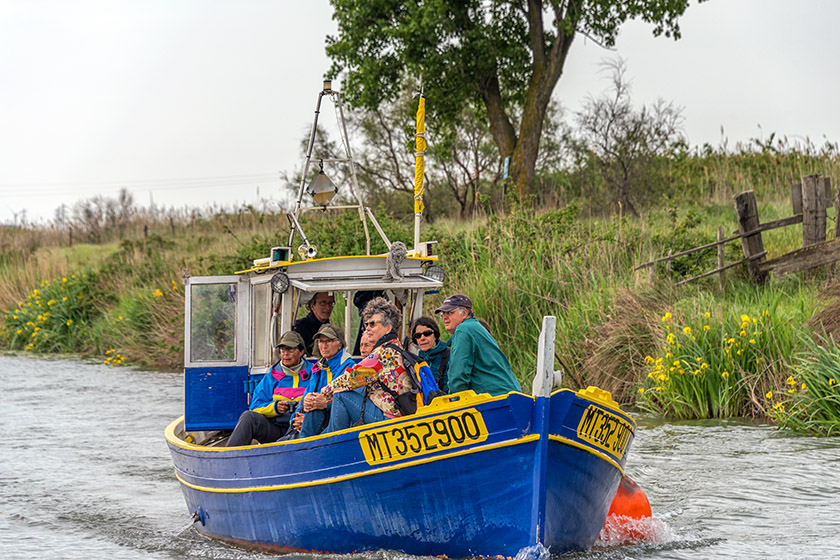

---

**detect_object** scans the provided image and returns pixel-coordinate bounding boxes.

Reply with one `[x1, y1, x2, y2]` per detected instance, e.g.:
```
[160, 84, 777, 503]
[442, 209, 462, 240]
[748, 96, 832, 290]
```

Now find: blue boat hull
[166, 388, 635, 557]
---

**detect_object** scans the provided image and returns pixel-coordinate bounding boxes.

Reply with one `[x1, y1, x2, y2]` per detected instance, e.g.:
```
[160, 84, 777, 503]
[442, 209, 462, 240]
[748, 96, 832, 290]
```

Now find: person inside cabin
[319, 297, 413, 432]
[293, 291, 335, 356]
[435, 294, 521, 397]
[226, 331, 313, 447]
[293, 323, 356, 438]
[411, 316, 450, 393]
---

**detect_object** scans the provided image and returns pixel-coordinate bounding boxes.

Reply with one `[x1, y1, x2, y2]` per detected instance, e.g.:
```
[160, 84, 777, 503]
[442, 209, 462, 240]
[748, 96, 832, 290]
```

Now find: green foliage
[0, 272, 104, 353]
[637, 307, 804, 418]
[766, 335, 840, 435]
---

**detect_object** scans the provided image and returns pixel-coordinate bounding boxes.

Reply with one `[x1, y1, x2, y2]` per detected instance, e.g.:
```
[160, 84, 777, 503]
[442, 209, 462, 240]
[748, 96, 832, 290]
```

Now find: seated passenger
[319, 297, 412, 432]
[411, 316, 450, 393]
[435, 294, 521, 396]
[226, 331, 312, 447]
[293, 291, 335, 356]
[295, 324, 356, 438]
[358, 330, 376, 356]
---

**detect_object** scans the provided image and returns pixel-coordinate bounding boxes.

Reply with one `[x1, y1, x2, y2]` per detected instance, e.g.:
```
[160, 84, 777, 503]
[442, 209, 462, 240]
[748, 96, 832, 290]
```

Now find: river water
[1, 355, 838, 560]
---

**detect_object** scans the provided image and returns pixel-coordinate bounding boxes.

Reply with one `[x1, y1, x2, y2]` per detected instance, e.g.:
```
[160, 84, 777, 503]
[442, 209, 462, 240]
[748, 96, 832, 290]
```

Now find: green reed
[766, 334, 840, 435]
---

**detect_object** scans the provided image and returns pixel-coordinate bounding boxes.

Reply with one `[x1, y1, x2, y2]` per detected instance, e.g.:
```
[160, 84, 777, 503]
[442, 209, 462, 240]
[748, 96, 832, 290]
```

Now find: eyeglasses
[413, 330, 435, 341]
[441, 309, 461, 317]
[364, 319, 384, 329]
[317, 337, 339, 344]
[278, 346, 299, 353]
[314, 300, 335, 307]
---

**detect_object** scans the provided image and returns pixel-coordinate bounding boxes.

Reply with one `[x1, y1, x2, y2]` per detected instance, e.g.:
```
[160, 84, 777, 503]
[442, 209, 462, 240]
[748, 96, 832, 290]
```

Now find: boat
[165, 82, 637, 557]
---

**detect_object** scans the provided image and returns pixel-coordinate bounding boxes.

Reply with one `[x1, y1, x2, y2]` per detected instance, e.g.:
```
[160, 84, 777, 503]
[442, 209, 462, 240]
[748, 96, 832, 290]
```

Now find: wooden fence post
[802, 174, 828, 247]
[717, 226, 726, 291]
[835, 184, 840, 239]
[735, 190, 768, 284]
[791, 182, 803, 215]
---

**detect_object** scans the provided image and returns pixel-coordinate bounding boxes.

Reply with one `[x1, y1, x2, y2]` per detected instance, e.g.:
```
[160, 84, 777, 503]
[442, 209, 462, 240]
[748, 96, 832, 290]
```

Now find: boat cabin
[182, 248, 444, 432]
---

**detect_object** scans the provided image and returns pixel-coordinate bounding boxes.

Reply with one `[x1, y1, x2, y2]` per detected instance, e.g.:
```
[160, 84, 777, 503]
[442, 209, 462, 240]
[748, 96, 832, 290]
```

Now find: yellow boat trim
[165, 390, 529, 452]
[173, 434, 540, 494]
[550, 387, 636, 427]
[235, 253, 439, 274]
[548, 434, 624, 476]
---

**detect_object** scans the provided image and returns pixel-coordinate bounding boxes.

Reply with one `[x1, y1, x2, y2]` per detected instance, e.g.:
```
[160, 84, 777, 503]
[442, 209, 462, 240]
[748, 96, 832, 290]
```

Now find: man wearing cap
[226, 331, 313, 446]
[293, 292, 335, 356]
[294, 323, 356, 438]
[436, 294, 521, 397]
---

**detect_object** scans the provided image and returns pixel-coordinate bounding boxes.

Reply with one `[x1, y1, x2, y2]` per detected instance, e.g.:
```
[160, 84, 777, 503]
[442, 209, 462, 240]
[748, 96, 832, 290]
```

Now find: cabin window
[252, 282, 271, 367]
[189, 283, 237, 362]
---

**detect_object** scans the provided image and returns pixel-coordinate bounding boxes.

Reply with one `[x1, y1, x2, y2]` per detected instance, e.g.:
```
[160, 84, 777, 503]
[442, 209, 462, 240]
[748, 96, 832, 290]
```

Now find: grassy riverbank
[2, 170, 840, 434]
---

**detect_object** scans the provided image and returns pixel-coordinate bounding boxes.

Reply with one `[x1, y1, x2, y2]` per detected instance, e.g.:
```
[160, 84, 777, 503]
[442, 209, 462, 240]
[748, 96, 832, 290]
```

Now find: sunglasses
[364, 319, 384, 329]
[413, 329, 435, 340]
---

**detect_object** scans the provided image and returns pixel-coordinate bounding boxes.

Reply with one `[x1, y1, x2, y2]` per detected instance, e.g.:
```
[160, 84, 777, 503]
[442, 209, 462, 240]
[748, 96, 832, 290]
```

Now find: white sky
[2, 0, 839, 224]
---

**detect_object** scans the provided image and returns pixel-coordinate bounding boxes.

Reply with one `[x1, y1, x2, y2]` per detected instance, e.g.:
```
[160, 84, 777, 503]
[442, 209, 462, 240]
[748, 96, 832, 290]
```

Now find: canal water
[1, 355, 838, 559]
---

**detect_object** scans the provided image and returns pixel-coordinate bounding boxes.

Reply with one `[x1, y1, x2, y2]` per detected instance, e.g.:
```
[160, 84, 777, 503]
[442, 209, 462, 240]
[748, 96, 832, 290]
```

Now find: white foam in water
[513, 543, 551, 560]
[595, 514, 675, 547]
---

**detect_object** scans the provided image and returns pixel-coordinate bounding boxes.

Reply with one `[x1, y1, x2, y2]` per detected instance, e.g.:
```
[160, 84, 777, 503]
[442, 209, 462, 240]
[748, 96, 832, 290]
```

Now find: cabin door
[183, 275, 250, 431]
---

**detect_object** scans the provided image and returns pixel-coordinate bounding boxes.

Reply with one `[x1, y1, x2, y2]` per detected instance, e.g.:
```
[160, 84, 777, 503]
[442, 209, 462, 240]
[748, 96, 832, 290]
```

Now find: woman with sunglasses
[410, 316, 449, 393]
[319, 297, 413, 432]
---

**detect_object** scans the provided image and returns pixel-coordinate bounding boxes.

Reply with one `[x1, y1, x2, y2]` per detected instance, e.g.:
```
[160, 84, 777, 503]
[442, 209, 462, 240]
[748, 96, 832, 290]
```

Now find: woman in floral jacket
[320, 297, 411, 432]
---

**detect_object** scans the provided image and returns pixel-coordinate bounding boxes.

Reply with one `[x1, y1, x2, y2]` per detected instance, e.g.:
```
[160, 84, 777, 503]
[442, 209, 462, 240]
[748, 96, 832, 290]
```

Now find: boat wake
[596, 513, 674, 546]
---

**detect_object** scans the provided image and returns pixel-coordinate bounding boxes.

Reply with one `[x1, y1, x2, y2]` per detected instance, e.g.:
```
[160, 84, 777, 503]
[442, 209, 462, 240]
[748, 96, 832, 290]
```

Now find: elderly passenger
[320, 297, 412, 432]
[295, 323, 356, 438]
[293, 291, 335, 356]
[226, 331, 312, 446]
[411, 316, 450, 393]
[436, 294, 521, 397]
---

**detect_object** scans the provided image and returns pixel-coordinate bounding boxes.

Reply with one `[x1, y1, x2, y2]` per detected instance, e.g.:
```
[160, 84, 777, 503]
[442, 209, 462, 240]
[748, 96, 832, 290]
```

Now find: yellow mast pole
[413, 94, 426, 253]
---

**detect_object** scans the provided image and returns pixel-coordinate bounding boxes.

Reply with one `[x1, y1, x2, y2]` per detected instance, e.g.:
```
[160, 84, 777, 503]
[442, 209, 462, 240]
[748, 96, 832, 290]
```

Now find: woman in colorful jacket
[296, 323, 356, 438]
[226, 331, 312, 446]
[320, 297, 412, 432]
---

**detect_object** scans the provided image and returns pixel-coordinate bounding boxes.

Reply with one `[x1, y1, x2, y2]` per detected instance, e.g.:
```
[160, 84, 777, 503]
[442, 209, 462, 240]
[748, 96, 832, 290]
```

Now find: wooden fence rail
[636, 174, 838, 288]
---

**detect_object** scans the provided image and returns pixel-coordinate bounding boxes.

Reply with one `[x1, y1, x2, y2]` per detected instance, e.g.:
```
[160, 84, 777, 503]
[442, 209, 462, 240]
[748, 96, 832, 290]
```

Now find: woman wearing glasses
[410, 316, 450, 393]
[319, 297, 412, 432]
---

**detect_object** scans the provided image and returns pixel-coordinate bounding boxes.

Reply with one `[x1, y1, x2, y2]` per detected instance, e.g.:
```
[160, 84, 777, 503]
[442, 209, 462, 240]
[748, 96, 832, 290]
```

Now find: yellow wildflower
[644, 355, 655, 364]
[683, 326, 692, 335]
[749, 339, 756, 344]
[765, 390, 773, 399]
[704, 312, 711, 318]
[153, 288, 164, 299]
[66, 319, 73, 326]
[703, 325, 710, 331]
[171, 280, 179, 291]
[721, 371, 730, 379]
[774, 401, 785, 412]
[740, 314, 750, 324]
[661, 312, 672, 323]
[637, 387, 645, 395]
[830, 378, 836, 386]
[786, 376, 797, 386]
[801, 383, 807, 390]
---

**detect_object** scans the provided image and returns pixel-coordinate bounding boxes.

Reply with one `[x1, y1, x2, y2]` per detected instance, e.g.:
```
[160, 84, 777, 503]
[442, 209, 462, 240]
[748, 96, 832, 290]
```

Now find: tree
[572, 58, 685, 216]
[326, 0, 698, 198]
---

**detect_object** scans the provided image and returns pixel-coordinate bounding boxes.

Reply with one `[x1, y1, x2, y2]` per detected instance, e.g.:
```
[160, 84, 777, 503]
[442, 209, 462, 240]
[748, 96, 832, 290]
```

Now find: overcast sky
[2, 0, 839, 224]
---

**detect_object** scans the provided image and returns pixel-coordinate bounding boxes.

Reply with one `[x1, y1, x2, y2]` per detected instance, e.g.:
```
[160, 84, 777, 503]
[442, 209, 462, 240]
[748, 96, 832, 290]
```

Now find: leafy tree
[326, 0, 699, 198]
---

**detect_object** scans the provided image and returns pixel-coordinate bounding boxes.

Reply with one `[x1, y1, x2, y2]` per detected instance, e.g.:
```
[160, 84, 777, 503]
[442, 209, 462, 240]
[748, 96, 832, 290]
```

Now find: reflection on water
[1, 355, 839, 559]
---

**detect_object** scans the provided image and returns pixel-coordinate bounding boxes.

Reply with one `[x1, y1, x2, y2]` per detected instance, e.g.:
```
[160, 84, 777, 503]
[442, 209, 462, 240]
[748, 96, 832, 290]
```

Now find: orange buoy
[598, 475, 654, 544]
[607, 475, 652, 519]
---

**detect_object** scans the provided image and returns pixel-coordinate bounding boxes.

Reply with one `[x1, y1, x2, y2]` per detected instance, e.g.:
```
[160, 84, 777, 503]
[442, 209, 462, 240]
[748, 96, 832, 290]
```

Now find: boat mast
[287, 80, 391, 258]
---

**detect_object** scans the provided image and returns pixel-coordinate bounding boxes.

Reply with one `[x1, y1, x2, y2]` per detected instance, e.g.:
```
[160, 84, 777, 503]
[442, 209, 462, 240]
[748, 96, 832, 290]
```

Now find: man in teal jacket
[435, 294, 521, 396]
